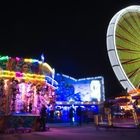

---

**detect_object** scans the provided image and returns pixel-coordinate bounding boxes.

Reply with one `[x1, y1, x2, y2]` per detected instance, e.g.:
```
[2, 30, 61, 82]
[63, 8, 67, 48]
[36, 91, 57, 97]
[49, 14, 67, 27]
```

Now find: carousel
[0, 55, 58, 133]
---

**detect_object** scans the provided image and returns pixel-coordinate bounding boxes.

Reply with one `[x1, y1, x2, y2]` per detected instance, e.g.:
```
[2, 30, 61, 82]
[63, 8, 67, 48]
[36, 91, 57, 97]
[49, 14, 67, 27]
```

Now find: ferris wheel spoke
[107, 5, 140, 92]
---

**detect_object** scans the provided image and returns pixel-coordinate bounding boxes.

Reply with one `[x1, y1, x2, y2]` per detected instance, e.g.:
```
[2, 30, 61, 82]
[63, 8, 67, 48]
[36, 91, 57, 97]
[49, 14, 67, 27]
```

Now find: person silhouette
[69, 106, 75, 125]
[40, 104, 47, 131]
[76, 106, 82, 126]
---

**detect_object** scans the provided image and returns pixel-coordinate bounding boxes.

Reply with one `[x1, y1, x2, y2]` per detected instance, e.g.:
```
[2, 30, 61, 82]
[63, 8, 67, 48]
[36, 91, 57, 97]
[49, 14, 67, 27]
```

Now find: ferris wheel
[107, 5, 140, 93]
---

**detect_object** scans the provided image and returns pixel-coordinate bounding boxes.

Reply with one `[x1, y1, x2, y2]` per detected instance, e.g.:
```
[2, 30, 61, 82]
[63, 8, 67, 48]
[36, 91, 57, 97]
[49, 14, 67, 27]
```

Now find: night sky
[0, 0, 140, 98]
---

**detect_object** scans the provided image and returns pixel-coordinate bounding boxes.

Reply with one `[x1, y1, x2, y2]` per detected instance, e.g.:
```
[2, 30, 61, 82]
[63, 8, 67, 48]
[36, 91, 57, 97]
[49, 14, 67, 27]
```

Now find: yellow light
[24, 58, 33, 63]
[42, 63, 53, 73]
[0, 70, 46, 82]
[120, 105, 133, 110]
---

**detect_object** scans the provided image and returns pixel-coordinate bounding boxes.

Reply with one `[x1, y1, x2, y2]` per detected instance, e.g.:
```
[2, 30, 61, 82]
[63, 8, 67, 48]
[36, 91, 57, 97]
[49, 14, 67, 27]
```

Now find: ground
[0, 123, 140, 140]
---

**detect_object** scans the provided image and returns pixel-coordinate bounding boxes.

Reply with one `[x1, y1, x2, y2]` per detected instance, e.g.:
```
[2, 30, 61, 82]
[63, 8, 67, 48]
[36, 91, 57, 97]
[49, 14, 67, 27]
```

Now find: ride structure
[107, 5, 140, 127]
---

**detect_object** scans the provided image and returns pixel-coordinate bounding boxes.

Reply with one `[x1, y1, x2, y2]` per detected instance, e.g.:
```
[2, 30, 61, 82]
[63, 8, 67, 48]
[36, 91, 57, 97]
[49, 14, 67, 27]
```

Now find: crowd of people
[37, 105, 96, 132]
[69, 106, 95, 126]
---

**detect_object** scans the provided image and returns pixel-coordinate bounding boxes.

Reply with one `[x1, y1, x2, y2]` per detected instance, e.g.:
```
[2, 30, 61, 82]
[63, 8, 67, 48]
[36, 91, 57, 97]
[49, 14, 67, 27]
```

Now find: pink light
[16, 72, 23, 78]
[16, 57, 20, 61]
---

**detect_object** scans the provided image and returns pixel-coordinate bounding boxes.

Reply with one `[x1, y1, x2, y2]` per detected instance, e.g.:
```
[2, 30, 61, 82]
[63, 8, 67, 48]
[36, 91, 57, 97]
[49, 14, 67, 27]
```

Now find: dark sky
[0, 0, 140, 98]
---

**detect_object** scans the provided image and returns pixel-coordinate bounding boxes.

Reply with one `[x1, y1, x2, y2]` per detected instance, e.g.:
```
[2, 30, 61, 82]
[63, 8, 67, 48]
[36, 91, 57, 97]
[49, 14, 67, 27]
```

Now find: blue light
[41, 53, 44, 62]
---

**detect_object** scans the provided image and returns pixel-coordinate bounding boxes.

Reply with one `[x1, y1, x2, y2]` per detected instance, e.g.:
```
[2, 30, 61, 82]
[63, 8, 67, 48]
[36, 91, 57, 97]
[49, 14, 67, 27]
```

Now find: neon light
[0, 70, 58, 87]
[0, 55, 54, 74]
[24, 58, 54, 73]
[42, 63, 53, 73]
[16, 72, 23, 77]
[0, 70, 46, 81]
[41, 53, 44, 62]
[0, 56, 9, 61]
[15, 57, 20, 61]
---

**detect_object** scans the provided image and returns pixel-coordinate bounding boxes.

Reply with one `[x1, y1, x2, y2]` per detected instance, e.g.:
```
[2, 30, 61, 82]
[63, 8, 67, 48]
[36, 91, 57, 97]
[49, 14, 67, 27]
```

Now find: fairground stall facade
[53, 73, 105, 123]
[0, 55, 58, 133]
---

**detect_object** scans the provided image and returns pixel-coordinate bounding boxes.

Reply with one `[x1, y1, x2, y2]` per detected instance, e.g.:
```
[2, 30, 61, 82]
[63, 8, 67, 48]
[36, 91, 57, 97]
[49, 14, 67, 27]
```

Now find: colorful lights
[0, 70, 46, 82]
[23, 58, 53, 73]
[0, 55, 54, 74]
[0, 69, 58, 89]
[0, 54, 58, 116]
[0, 54, 58, 88]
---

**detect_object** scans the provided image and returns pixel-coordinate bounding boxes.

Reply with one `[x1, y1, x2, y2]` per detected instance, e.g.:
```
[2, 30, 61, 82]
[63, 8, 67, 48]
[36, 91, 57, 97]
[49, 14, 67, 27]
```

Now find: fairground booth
[111, 90, 140, 126]
[0, 55, 58, 133]
[53, 73, 105, 123]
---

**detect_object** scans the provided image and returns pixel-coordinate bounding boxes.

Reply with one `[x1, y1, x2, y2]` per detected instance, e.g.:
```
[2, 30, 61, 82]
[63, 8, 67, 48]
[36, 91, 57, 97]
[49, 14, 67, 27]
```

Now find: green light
[0, 56, 9, 61]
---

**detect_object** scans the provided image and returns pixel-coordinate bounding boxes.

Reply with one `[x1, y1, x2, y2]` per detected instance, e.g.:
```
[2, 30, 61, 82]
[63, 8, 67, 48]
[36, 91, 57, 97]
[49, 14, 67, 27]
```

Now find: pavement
[47, 121, 139, 129]
[99, 122, 138, 129]
[1, 122, 140, 140]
